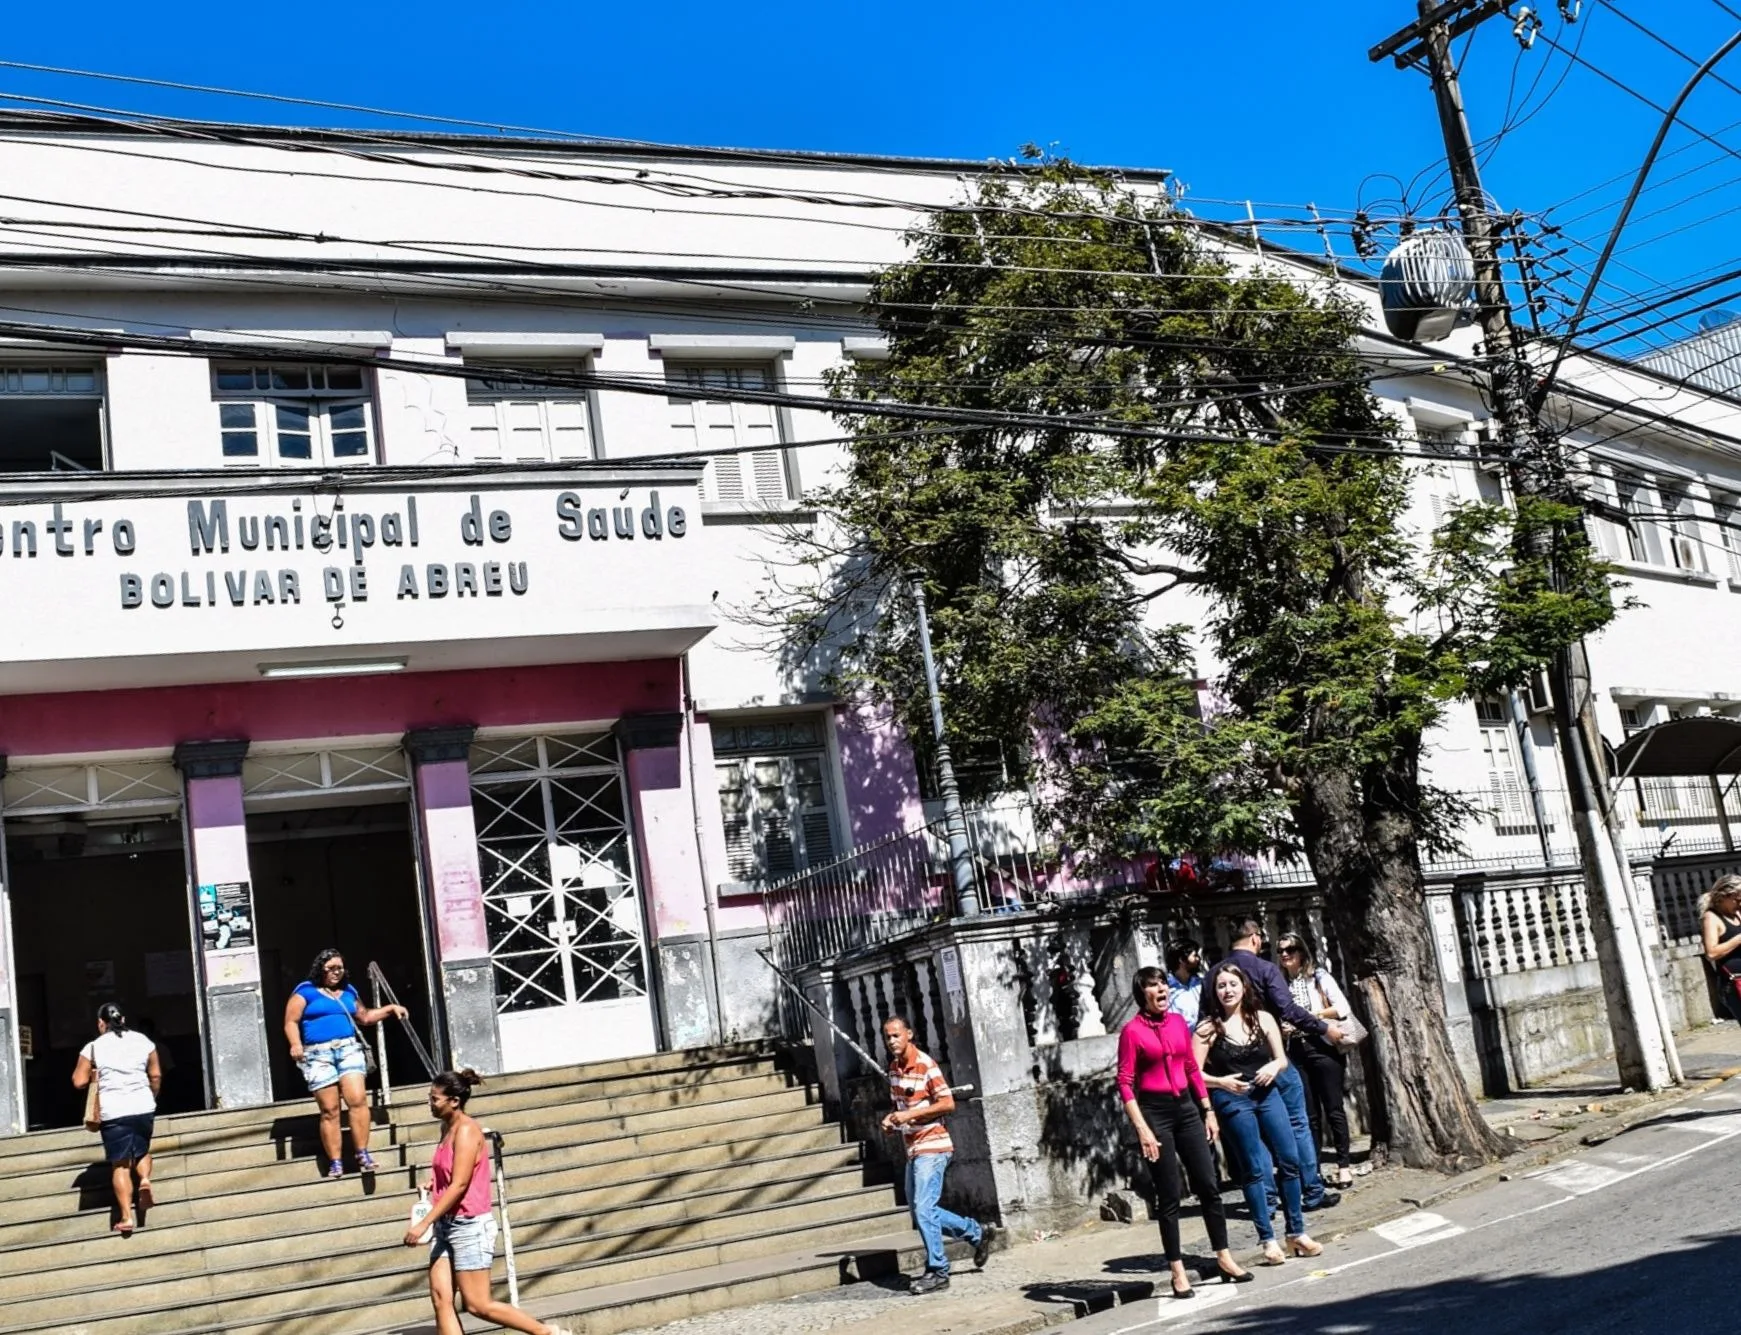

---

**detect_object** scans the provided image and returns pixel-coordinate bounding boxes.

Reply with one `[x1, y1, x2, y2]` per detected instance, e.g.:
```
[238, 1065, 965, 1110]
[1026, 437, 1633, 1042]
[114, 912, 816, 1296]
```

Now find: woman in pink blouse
[1118, 966, 1252, 1299]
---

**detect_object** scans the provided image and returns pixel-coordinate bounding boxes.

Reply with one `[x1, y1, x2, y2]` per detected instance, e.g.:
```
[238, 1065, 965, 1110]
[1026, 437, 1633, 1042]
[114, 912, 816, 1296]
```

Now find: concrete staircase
[0, 1043, 921, 1335]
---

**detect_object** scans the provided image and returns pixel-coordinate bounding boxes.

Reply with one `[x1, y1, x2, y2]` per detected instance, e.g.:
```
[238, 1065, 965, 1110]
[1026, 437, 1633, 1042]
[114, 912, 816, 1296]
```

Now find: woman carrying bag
[72, 1002, 160, 1235]
[1277, 933, 1363, 1189]
[284, 948, 406, 1178]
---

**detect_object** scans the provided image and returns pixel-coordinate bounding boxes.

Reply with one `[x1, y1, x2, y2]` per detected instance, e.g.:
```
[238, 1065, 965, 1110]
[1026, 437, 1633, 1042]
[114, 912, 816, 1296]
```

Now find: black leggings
[1137, 1093, 1229, 1262]
[1288, 1037, 1351, 1169]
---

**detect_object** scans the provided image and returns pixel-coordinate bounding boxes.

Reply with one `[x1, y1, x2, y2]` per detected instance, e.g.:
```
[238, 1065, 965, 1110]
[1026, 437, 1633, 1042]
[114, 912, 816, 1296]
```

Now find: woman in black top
[1194, 963, 1321, 1264]
[1701, 875, 1741, 1022]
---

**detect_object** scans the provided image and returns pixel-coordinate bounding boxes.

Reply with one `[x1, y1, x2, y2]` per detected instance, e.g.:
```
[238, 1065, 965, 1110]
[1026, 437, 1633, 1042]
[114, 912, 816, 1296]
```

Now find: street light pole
[909, 576, 981, 919]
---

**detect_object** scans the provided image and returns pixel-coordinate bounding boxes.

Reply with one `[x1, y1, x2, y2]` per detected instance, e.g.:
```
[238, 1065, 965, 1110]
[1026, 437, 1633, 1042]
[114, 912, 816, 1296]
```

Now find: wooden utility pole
[1373, 0, 1677, 1091]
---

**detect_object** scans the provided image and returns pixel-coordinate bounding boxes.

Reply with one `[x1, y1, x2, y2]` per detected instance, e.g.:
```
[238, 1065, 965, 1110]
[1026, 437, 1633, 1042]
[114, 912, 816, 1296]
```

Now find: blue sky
[3, 2, 1740, 353]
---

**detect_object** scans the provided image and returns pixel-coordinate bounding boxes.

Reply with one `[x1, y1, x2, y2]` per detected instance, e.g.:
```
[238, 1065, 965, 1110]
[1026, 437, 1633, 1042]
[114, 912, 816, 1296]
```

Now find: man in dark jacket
[1218, 920, 1342, 1210]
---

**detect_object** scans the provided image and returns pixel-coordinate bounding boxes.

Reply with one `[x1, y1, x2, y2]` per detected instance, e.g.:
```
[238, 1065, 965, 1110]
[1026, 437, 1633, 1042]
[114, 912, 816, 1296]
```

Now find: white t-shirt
[80, 1030, 157, 1120]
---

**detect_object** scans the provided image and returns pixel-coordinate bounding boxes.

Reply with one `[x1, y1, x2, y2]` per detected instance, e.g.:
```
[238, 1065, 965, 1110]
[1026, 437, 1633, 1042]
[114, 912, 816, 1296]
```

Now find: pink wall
[415, 760, 490, 961]
[0, 660, 681, 757]
[623, 742, 708, 940]
[835, 700, 925, 845]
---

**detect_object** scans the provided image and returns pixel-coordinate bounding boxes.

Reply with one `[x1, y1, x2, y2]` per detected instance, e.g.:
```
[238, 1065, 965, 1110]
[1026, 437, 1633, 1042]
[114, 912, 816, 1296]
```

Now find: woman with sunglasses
[284, 948, 407, 1178]
[1277, 933, 1356, 1189]
[1194, 962, 1321, 1265]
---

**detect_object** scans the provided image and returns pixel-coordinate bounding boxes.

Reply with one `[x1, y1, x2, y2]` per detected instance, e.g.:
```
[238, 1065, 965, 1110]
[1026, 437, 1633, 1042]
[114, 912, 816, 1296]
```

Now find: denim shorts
[297, 1037, 368, 1093]
[429, 1213, 497, 1272]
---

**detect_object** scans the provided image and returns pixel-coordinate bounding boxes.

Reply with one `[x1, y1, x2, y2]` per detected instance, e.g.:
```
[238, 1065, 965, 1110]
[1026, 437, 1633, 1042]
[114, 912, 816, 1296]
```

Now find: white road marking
[1370, 1211, 1467, 1248]
[1528, 1160, 1627, 1195]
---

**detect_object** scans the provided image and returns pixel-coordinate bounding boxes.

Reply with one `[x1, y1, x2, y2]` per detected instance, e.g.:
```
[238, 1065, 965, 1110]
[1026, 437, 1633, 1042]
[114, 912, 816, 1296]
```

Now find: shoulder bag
[82, 1058, 102, 1133]
[1316, 974, 1368, 1048]
[343, 988, 381, 1078]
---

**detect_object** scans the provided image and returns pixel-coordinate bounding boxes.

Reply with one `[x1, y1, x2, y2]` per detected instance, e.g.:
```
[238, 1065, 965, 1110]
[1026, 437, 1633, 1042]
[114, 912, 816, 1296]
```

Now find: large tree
[764, 157, 1613, 1170]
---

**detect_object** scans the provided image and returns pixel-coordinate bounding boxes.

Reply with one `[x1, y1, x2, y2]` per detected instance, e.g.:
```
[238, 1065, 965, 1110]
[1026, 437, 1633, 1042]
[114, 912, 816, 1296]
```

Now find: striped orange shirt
[888, 1047, 954, 1158]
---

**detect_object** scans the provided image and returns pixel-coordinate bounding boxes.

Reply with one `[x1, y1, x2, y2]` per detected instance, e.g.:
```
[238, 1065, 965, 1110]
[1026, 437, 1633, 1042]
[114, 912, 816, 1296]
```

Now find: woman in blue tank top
[283, 948, 406, 1179]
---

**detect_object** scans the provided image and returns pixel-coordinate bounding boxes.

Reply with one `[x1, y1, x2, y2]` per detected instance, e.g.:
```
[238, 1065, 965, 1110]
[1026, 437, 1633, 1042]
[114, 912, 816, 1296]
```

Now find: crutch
[481, 1128, 520, 1307]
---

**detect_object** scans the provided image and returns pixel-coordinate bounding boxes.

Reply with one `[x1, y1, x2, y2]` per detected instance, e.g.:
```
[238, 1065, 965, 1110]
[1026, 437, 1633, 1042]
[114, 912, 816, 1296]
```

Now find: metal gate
[468, 732, 654, 1070]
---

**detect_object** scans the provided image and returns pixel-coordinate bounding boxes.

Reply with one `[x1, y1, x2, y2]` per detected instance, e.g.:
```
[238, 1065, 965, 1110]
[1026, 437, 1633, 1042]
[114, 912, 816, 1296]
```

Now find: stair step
[0, 1195, 908, 1333]
[0, 1141, 864, 1259]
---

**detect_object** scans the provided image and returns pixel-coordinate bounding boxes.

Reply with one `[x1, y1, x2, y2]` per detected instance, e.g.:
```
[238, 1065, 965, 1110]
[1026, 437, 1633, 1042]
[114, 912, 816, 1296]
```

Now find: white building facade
[0, 120, 1730, 1132]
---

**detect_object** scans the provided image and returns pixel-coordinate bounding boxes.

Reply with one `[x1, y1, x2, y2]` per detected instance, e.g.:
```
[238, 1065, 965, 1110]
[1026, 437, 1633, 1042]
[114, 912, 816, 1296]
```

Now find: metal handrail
[368, 961, 440, 1100]
[755, 947, 885, 1076]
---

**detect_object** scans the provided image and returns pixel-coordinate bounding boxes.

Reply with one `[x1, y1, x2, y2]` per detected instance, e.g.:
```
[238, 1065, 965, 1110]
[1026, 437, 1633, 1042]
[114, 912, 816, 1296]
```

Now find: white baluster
[1072, 931, 1108, 1038]
[915, 957, 944, 1059]
[1027, 936, 1059, 1047]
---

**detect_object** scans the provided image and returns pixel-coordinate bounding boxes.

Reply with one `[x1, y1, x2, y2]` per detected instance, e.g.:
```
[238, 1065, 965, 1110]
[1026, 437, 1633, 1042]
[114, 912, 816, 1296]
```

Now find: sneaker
[973, 1226, 995, 1270]
[356, 1151, 378, 1174]
[325, 1160, 346, 1180]
[1302, 1189, 1342, 1211]
[909, 1271, 951, 1295]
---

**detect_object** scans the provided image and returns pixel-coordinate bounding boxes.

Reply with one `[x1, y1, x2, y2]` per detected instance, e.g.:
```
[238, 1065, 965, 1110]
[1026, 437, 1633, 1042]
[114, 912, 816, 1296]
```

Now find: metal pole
[1507, 689, 1557, 871]
[483, 1128, 520, 1308]
[909, 577, 980, 918]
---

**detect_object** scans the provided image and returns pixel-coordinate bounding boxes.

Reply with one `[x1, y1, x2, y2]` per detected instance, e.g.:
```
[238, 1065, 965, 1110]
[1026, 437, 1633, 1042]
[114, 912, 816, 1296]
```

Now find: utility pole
[1374, 0, 1676, 1091]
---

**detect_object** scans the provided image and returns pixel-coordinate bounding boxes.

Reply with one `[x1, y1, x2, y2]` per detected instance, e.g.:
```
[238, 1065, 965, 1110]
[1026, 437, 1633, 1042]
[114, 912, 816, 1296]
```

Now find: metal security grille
[469, 733, 647, 1015]
[2, 759, 181, 815]
[241, 746, 409, 804]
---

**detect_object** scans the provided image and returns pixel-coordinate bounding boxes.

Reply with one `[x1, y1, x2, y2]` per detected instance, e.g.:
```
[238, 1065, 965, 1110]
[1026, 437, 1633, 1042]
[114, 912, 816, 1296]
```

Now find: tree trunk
[1296, 759, 1510, 1171]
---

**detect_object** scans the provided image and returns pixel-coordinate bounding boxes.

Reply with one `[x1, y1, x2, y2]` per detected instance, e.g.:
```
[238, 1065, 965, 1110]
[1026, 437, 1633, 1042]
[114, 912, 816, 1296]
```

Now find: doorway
[247, 799, 433, 1101]
[6, 814, 205, 1129]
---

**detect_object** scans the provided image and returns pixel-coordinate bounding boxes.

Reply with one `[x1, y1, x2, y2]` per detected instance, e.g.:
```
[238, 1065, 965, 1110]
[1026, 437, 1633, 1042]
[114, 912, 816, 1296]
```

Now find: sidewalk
[612, 1022, 1741, 1335]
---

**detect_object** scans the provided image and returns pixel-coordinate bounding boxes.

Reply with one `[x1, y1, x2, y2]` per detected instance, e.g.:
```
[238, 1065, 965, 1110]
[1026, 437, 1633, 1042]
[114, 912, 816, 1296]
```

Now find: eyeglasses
[1278, 946, 1302, 956]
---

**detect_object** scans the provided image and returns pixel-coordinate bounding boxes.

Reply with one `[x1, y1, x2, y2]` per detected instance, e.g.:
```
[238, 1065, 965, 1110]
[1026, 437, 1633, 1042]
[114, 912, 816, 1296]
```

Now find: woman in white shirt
[71, 1002, 161, 1235]
[1277, 934, 1357, 1189]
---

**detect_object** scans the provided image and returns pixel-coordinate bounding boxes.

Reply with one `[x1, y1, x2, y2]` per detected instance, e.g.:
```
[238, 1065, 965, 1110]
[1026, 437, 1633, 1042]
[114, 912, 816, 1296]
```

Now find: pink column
[616, 713, 715, 1048]
[405, 727, 500, 1074]
[175, 741, 270, 1109]
[0, 757, 20, 1132]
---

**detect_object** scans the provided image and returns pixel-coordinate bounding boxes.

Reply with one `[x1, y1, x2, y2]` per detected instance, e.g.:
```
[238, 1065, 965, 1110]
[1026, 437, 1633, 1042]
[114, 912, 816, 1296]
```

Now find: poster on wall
[196, 882, 255, 952]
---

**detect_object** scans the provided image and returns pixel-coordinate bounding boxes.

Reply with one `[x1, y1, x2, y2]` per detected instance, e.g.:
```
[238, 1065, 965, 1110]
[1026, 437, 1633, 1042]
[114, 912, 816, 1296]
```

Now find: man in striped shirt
[881, 1016, 991, 1294]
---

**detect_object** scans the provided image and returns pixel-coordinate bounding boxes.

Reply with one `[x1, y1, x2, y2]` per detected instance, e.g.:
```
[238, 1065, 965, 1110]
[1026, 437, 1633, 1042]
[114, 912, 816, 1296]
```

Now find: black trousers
[1288, 1036, 1351, 1168]
[1137, 1093, 1229, 1261]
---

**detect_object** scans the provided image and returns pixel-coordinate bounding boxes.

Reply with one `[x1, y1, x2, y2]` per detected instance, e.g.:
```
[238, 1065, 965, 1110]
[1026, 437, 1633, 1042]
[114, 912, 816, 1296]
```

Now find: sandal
[113, 1212, 135, 1236]
[136, 1179, 154, 1210]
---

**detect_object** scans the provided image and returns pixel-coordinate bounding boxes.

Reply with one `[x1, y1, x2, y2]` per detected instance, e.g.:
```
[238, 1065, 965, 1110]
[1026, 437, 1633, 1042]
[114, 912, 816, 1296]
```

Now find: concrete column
[615, 712, 718, 1051]
[0, 755, 23, 1135]
[405, 727, 501, 1076]
[174, 740, 270, 1110]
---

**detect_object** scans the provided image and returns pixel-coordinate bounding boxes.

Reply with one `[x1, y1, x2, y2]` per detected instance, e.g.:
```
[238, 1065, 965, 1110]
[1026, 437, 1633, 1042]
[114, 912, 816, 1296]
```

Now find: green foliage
[771, 157, 1616, 869]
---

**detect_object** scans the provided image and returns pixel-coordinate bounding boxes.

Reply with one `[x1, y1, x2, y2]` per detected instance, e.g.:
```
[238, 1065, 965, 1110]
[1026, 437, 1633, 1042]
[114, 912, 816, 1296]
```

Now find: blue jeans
[905, 1152, 982, 1275]
[1212, 1083, 1304, 1242]
[1276, 1064, 1328, 1203]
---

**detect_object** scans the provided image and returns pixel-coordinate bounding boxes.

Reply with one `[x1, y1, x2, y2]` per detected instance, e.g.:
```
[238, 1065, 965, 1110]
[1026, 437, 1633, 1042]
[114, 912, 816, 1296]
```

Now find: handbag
[82, 1072, 102, 1133]
[344, 992, 380, 1079]
[1316, 975, 1369, 1049]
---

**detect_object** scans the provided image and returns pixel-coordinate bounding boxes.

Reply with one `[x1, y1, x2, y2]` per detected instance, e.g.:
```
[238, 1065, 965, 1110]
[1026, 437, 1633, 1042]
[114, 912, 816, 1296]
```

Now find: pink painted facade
[414, 759, 492, 962]
[0, 659, 682, 758]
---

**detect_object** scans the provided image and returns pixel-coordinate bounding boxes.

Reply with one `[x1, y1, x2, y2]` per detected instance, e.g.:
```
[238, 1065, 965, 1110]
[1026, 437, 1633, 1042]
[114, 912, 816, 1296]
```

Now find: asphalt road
[1073, 1077, 1741, 1335]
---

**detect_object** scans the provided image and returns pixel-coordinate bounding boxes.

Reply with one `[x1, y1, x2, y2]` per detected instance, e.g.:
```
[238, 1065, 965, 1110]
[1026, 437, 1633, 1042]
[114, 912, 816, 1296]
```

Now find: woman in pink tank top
[403, 1070, 573, 1335]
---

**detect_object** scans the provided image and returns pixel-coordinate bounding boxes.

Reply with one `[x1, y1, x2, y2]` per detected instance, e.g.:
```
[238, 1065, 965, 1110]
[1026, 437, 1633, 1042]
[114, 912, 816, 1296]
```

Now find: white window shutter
[547, 400, 590, 459]
[716, 764, 758, 882]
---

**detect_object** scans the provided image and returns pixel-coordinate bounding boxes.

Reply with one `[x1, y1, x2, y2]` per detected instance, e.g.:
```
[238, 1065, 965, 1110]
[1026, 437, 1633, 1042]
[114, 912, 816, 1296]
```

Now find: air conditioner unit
[1674, 536, 1703, 571]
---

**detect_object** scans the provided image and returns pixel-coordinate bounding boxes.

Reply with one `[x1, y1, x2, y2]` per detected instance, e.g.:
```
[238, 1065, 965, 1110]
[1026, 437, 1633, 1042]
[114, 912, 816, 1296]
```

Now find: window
[712, 716, 838, 885]
[1614, 481, 1662, 564]
[666, 363, 790, 505]
[464, 367, 595, 462]
[1661, 487, 1708, 573]
[0, 365, 105, 471]
[213, 364, 373, 465]
[1715, 495, 1741, 581]
[1475, 697, 1537, 835]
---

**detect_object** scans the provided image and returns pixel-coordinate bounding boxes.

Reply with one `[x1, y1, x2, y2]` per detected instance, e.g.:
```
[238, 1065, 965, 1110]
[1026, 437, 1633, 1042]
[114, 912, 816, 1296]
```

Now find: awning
[1611, 716, 1741, 778]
